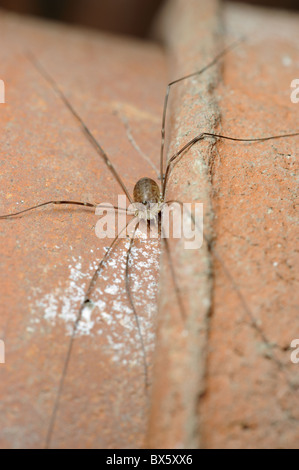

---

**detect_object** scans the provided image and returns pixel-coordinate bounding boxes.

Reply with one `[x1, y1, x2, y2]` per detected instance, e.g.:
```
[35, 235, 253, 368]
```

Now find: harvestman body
[1, 40, 298, 448]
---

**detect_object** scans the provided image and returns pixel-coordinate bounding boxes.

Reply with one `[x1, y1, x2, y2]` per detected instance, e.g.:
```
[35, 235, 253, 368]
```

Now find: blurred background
[0, 0, 298, 38]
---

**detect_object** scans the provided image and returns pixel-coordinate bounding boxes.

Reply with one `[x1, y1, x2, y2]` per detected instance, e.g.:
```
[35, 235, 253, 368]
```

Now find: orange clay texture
[0, 0, 299, 449]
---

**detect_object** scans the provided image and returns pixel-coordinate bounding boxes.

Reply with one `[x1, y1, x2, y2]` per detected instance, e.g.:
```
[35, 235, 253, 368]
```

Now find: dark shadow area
[0, 0, 297, 38]
[227, 0, 299, 10]
[0, 0, 164, 38]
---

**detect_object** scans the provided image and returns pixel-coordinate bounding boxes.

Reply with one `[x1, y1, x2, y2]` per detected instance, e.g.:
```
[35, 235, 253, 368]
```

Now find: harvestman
[1, 41, 298, 448]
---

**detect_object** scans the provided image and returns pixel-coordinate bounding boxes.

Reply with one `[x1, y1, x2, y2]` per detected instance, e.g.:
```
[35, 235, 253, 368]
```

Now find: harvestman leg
[154, 40, 246, 322]
[0, 194, 150, 443]
[158, 38, 298, 338]
[1, 41, 297, 447]
[164, 195, 292, 377]
[161, 227, 187, 321]
[0, 201, 127, 219]
[116, 109, 160, 179]
[162, 131, 299, 199]
[1, 203, 144, 449]
[45, 217, 136, 449]
[26, 52, 133, 204]
[124, 221, 151, 391]
[161, 131, 298, 335]
[124, 221, 187, 389]
[2, 53, 155, 447]
[159, 38, 245, 183]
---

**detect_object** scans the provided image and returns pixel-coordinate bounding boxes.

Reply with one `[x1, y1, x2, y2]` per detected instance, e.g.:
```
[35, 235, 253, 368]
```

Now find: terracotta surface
[200, 3, 299, 449]
[0, 0, 299, 450]
[147, 0, 299, 449]
[0, 10, 165, 448]
[147, 0, 219, 448]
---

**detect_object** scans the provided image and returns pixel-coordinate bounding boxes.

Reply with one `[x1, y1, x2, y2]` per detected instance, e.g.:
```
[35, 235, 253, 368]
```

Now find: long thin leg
[162, 131, 299, 198]
[45, 217, 136, 449]
[116, 109, 159, 179]
[26, 52, 132, 204]
[162, 232, 186, 321]
[166, 199, 285, 373]
[0, 200, 130, 219]
[159, 38, 244, 185]
[124, 221, 150, 390]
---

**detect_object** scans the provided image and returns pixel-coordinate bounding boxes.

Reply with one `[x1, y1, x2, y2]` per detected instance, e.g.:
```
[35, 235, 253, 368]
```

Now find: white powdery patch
[29, 234, 160, 362]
